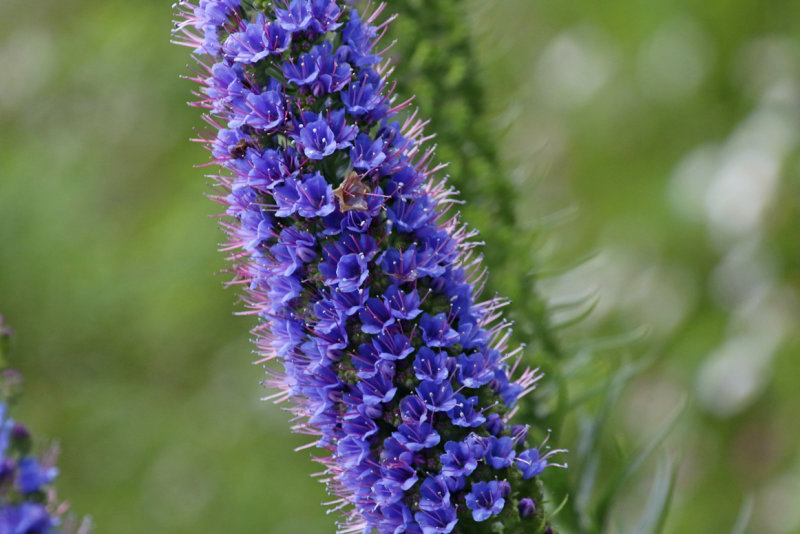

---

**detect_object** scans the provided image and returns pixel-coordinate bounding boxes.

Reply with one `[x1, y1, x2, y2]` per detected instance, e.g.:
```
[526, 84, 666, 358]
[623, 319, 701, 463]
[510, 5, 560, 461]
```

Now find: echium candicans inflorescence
[0, 318, 89, 534]
[0, 396, 60, 534]
[173, 1, 565, 532]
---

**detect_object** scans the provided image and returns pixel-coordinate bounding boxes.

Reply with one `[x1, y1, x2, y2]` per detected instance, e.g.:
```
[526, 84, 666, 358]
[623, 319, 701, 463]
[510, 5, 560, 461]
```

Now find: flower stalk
[174, 2, 564, 532]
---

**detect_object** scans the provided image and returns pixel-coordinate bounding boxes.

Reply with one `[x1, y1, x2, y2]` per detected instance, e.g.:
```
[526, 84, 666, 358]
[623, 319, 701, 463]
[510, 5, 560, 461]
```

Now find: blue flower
[343, 69, 387, 119]
[340, 9, 379, 66]
[224, 14, 289, 63]
[0, 503, 56, 534]
[419, 475, 451, 512]
[440, 440, 479, 478]
[351, 133, 386, 170]
[465, 480, 508, 522]
[448, 394, 486, 428]
[387, 196, 436, 233]
[295, 173, 335, 217]
[17, 457, 58, 494]
[358, 298, 395, 334]
[518, 497, 536, 518]
[284, 53, 320, 86]
[399, 395, 428, 423]
[298, 119, 337, 160]
[309, 41, 351, 94]
[457, 351, 495, 388]
[413, 347, 448, 383]
[415, 505, 458, 534]
[516, 444, 566, 480]
[419, 313, 459, 348]
[0, 399, 72, 533]
[275, 0, 313, 33]
[383, 285, 422, 320]
[416, 379, 456, 412]
[241, 90, 284, 130]
[309, 0, 343, 34]
[392, 421, 440, 452]
[486, 436, 516, 469]
[485, 413, 503, 436]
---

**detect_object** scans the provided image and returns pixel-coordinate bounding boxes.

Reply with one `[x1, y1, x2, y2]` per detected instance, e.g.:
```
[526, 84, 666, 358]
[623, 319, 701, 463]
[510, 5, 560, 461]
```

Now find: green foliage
[386, 0, 561, 368]
[0, 0, 797, 533]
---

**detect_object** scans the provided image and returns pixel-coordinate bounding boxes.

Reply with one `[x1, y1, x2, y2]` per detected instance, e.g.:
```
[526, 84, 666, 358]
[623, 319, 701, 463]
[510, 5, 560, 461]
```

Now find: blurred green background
[0, 0, 798, 533]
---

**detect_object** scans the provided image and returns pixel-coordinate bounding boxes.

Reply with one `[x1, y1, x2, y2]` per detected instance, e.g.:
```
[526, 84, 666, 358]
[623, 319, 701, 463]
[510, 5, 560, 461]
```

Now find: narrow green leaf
[565, 325, 651, 353]
[729, 494, 754, 534]
[631, 456, 678, 534]
[595, 396, 687, 526]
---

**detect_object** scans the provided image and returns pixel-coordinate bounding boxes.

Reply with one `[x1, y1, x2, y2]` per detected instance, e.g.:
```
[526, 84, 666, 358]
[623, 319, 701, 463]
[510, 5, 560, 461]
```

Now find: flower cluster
[0, 319, 88, 534]
[0, 398, 61, 533]
[174, 1, 564, 532]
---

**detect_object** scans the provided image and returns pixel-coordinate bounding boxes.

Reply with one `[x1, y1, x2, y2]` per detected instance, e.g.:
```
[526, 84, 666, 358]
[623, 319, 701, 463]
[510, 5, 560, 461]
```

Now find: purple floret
[275, 0, 313, 33]
[486, 436, 516, 470]
[465, 480, 507, 522]
[440, 440, 479, 478]
[296, 173, 335, 217]
[299, 119, 337, 160]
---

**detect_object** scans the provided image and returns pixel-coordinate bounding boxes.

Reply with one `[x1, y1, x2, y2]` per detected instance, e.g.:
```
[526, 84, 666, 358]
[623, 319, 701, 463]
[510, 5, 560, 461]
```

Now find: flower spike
[174, 2, 564, 532]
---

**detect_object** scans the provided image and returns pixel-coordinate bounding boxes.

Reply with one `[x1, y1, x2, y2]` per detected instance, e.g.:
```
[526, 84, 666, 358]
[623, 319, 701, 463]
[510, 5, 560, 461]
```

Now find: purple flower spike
[176, 1, 565, 532]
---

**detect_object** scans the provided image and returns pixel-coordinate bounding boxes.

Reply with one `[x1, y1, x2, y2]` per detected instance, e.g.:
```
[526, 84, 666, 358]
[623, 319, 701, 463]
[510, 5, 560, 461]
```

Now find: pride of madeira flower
[174, 2, 564, 532]
[0, 400, 60, 534]
[0, 316, 89, 534]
